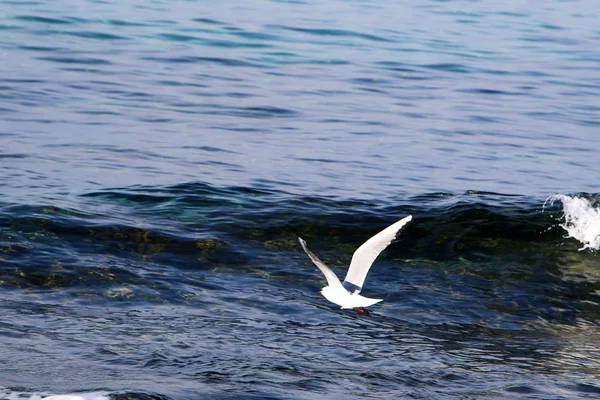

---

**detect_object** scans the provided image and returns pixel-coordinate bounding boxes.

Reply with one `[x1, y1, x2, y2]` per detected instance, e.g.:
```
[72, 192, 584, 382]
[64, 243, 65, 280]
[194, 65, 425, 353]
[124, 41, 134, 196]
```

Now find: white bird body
[320, 285, 383, 309]
[299, 215, 412, 312]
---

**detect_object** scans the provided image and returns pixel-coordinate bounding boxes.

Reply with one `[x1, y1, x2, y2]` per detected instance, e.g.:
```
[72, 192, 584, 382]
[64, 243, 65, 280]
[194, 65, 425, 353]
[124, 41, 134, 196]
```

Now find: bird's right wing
[298, 237, 343, 288]
[343, 215, 412, 293]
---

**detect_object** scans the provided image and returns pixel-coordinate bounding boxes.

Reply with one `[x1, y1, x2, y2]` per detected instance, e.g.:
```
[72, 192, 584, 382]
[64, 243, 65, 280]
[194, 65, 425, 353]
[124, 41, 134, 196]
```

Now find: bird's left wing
[298, 237, 343, 289]
[343, 215, 412, 293]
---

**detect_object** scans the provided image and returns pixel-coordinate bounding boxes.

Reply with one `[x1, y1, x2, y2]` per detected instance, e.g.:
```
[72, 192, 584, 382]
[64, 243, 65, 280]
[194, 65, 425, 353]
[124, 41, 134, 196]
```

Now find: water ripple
[2, 0, 600, 398]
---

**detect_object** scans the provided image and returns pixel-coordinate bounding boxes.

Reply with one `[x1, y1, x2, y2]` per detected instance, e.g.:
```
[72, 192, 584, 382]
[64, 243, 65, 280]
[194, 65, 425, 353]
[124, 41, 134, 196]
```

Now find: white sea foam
[0, 388, 109, 400]
[39, 395, 109, 400]
[547, 194, 600, 251]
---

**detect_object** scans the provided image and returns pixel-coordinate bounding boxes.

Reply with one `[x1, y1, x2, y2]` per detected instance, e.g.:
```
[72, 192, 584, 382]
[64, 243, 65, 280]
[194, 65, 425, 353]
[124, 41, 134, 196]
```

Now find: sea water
[1, 0, 599, 399]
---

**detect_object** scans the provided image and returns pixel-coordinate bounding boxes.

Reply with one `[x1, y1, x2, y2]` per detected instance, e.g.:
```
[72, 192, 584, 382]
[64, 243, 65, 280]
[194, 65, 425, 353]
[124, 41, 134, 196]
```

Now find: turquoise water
[1, 1, 600, 399]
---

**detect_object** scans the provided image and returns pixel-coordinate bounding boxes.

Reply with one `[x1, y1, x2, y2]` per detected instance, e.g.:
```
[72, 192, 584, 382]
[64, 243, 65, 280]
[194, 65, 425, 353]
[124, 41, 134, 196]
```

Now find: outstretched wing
[343, 215, 412, 293]
[298, 237, 343, 288]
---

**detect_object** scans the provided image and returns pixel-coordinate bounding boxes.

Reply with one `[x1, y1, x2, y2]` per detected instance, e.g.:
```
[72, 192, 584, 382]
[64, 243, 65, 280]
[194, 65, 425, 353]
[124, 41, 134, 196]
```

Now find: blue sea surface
[1, 1, 600, 399]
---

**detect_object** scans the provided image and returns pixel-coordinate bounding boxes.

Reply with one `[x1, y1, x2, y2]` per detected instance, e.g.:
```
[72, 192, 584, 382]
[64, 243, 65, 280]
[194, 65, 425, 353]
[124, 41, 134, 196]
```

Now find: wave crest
[547, 194, 600, 251]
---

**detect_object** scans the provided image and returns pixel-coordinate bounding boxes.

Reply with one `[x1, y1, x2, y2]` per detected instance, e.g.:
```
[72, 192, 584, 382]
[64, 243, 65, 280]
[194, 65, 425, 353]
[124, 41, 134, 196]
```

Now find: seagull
[298, 215, 412, 315]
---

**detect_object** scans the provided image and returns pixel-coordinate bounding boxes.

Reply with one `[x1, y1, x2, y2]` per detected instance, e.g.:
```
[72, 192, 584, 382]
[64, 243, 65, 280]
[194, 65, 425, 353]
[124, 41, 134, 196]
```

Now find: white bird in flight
[298, 215, 412, 315]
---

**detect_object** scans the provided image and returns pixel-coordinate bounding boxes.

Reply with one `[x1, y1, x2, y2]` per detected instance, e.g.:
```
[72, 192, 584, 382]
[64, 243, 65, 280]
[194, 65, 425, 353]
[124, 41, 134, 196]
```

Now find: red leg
[353, 308, 370, 316]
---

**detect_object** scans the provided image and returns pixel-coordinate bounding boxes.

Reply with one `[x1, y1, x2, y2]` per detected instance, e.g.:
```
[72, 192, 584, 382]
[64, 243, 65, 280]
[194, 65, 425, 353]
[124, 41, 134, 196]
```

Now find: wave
[546, 194, 600, 251]
[2, 184, 597, 268]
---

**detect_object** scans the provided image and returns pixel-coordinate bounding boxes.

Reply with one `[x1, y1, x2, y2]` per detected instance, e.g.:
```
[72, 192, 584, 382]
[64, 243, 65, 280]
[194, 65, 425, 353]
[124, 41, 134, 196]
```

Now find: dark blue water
[2, 1, 600, 399]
